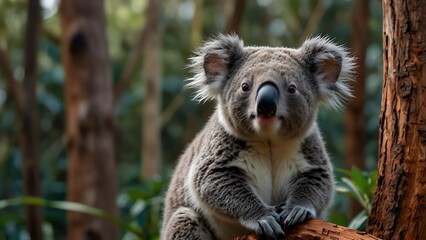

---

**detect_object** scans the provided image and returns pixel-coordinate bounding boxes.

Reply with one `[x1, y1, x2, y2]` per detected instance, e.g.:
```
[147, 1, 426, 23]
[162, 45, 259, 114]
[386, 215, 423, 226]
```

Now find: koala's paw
[241, 212, 284, 239]
[278, 205, 315, 228]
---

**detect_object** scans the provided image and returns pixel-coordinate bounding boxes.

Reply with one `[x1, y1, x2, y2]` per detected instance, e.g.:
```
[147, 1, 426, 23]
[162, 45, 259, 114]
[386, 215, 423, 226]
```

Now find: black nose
[256, 83, 279, 118]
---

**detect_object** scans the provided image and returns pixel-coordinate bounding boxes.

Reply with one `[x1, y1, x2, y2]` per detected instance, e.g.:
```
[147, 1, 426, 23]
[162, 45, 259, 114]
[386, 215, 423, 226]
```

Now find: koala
[161, 34, 354, 240]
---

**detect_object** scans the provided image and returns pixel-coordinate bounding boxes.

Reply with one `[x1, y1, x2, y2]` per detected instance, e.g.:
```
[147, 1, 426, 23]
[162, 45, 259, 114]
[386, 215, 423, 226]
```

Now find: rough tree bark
[22, 0, 43, 239]
[59, 1, 118, 239]
[235, 219, 381, 240]
[346, 0, 369, 218]
[366, 0, 426, 239]
[141, 0, 162, 179]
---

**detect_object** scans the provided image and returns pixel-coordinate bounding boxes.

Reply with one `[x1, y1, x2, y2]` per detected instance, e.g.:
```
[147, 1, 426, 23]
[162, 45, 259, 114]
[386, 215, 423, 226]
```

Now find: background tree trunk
[191, 0, 203, 46]
[141, 0, 162, 179]
[59, 1, 118, 239]
[226, 0, 247, 34]
[346, 0, 369, 219]
[366, 0, 426, 239]
[22, 0, 43, 239]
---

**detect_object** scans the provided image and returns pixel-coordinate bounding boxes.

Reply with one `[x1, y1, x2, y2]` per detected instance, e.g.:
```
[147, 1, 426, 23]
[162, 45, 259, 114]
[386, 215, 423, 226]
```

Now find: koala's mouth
[250, 114, 284, 121]
[258, 116, 279, 126]
[250, 114, 283, 134]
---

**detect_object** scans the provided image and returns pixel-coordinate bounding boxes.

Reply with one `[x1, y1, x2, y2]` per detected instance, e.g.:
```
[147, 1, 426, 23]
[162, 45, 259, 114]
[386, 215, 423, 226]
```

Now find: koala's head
[188, 34, 355, 141]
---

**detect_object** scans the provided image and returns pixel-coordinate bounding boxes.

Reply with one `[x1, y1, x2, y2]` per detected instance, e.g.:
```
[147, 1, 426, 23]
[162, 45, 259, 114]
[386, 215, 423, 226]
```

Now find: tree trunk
[366, 0, 426, 239]
[191, 0, 203, 46]
[346, 0, 369, 219]
[59, 1, 118, 239]
[226, 0, 246, 34]
[141, 0, 162, 179]
[22, 0, 43, 239]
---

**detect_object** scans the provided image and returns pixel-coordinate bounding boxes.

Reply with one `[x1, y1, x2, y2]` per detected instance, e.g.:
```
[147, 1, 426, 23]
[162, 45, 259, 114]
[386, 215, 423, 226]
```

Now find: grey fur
[162, 35, 355, 240]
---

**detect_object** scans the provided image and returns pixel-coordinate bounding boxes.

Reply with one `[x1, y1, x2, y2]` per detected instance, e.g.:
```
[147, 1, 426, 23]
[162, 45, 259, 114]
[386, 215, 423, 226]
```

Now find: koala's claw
[255, 215, 285, 240]
[279, 206, 315, 228]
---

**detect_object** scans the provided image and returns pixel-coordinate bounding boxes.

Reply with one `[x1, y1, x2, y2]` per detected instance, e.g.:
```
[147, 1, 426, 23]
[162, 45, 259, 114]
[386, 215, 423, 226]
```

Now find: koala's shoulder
[300, 125, 329, 166]
[191, 115, 247, 164]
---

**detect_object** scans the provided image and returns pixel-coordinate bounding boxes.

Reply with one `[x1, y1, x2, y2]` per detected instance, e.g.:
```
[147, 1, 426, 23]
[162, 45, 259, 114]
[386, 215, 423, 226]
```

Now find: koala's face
[188, 35, 354, 141]
[219, 48, 319, 139]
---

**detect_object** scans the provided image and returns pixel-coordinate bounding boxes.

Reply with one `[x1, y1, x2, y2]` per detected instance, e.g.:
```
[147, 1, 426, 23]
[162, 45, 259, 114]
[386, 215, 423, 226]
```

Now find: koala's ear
[187, 34, 244, 101]
[298, 36, 355, 108]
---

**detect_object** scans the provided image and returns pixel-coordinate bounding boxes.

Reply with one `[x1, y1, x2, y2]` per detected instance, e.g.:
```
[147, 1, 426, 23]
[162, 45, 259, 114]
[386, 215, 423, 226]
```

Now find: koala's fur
[161, 34, 355, 240]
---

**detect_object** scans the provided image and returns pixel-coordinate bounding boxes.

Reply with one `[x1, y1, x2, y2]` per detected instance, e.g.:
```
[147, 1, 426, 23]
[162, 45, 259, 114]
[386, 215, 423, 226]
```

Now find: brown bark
[366, 0, 426, 239]
[22, 0, 43, 239]
[59, 1, 118, 239]
[235, 219, 381, 240]
[226, 0, 246, 34]
[141, 0, 162, 179]
[346, 0, 369, 219]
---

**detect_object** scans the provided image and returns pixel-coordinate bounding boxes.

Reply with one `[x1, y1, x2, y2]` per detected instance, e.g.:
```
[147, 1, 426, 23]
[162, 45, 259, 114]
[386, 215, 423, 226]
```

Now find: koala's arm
[278, 131, 334, 227]
[190, 134, 284, 237]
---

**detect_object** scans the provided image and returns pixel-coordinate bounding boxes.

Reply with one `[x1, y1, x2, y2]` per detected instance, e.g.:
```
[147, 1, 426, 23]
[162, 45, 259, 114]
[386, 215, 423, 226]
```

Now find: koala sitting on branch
[161, 34, 354, 240]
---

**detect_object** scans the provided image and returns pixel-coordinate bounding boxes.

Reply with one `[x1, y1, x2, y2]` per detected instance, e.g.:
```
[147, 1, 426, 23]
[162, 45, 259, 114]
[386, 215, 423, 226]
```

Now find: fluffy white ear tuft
[299, 36, 356, 109]
[186, 34, 244, 102]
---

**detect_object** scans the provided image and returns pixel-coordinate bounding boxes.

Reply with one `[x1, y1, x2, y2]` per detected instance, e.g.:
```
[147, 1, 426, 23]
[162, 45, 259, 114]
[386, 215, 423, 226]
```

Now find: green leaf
[327, 210, 348, 226]
[0, 196, 143, 238]
[130, 200, 147, 217]
[348, 209, 368, 230]
[340, 177, 369, 208]
[368, 170, 378, 197]
[350, 166, 369, 194]
[335, 168, 351, 176]
[335, 184, 352, 195]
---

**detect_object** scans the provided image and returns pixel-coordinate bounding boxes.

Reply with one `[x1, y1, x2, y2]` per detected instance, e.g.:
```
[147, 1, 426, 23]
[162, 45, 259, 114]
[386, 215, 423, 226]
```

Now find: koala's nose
[256, 82, 279, 118]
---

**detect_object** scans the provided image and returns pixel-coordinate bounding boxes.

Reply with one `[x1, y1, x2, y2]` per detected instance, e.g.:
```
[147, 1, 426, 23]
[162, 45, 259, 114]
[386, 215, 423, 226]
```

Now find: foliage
[0, 175, 169, 240]
[118, 175, 169, 240]
[0, 197, 143, 238]
[336, 167, 377, 230]
[0, 0, 382, 239]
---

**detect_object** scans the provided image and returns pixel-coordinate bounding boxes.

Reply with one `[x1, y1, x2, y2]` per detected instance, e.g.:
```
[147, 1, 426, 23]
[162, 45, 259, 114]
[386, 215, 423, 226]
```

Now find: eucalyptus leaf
[350, 167, 369, 194]
[348, 209, 368, 230]
[341, 177, 369, 208]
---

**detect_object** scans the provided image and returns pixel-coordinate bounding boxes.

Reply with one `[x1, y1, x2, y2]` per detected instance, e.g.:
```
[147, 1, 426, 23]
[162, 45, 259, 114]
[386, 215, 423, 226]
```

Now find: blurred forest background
[0, 0, 382, 239]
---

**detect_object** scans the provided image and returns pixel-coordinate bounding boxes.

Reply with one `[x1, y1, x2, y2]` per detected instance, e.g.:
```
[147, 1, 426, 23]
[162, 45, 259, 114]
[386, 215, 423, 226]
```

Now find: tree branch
[235, 220, 381, 240]
[161, 90, 187, 128]
[113, 9, 150, 104]
[297, 1, 327, 45]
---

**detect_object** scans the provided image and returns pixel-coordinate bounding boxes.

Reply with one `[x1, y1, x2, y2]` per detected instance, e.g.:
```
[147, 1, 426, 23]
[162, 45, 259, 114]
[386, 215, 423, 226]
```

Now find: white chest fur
[230, 139, 313, 205]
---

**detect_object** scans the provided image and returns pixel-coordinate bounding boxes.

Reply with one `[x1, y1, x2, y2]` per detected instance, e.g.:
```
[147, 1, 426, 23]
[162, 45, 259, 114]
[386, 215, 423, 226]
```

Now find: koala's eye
[287, 84, 297, 94]
[241, 83, 251, 92]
